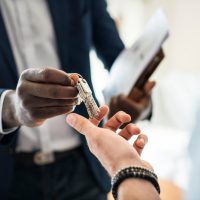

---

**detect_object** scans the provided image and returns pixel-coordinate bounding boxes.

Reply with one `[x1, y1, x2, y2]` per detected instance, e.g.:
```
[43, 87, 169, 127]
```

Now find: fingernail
[67, 114, 76, 126]
[139, 138, 145, 146]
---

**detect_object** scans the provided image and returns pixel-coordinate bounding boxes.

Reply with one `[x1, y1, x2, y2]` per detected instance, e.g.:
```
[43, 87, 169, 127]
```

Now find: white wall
[108, 0, 200, 73]
[92, 0, 200, 191]
[91, 0, 200, 129]
[142, 0, 200, 72]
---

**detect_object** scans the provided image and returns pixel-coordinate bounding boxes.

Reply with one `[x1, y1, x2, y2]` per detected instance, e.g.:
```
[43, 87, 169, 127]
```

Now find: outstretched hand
[66, 106, 152, 176]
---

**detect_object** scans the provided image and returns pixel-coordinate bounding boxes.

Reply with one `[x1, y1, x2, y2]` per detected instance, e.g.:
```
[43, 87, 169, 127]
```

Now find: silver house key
[76, 77, 100, 119]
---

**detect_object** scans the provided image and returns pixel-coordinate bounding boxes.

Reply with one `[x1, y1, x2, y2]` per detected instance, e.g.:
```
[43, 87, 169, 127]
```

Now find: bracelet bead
[111, 166, 160, 200]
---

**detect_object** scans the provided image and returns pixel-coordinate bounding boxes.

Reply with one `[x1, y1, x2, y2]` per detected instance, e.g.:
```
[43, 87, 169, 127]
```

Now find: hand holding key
[3, 68, 100, 129]
[3, 68, 79, 128]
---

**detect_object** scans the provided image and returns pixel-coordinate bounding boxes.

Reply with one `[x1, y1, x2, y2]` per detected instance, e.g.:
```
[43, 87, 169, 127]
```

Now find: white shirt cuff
[0, 90, 18, 134]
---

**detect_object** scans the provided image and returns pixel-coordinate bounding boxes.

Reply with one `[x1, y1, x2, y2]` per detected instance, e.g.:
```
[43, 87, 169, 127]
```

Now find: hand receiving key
[70, 74, 100, 119]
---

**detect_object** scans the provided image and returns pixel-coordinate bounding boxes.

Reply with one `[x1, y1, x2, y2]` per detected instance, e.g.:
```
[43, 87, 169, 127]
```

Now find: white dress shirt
[0, 0, 81, 152]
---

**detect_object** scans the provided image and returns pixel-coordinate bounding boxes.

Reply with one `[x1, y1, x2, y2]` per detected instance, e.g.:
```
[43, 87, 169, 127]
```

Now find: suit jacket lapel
[47, 0, 70, 72]
[0, 10, 18, 82]
[0, 1, 72, 82]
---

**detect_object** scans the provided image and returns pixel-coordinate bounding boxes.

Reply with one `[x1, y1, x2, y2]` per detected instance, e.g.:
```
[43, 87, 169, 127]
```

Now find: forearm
[118, 179, 160, 200]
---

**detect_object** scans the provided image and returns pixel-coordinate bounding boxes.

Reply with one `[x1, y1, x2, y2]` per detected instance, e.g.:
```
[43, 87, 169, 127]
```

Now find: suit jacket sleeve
[91, 0, 125, 70]
[0, 89, 17, 145]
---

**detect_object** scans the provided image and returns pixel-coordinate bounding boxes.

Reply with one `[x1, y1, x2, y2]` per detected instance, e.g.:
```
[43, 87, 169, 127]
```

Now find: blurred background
[90, 0, 200, 199]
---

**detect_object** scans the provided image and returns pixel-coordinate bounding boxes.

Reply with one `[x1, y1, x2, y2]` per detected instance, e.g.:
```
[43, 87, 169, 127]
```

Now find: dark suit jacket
[0, 0, 124, 198]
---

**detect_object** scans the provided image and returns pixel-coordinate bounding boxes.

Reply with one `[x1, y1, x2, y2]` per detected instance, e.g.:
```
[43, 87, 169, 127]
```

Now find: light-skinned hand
[66, 106, 152, 176]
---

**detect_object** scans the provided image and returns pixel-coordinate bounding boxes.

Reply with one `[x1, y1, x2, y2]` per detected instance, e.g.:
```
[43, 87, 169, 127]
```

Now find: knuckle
[17, 82, 26, 97]
[40, 67, 51, 82]
[20, 69, 29, 80]
[126, 123, 134, 129]
[126, 124, 134, 135]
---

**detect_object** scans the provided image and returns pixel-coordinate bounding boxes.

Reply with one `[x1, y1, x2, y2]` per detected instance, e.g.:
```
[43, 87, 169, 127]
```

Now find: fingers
[117, 94, 141, 118]
[66, 113, 96, 137]
[21, 68, 74, 86]
[128, 81, 155, 101]
[122, 94, 151, 113]
[18, 81, 78, 99]
[104, 111, 131, 131]
[118, 123, 141, 140]
[69, 73, 80, 86]
[133, 134, 148, 156]
[21, 96, 79, 109]
[29, 106, 75, 121]
[109, 93, 151, 123]
[144, 81, 156, 96]
[128, 87, 144, 101]
[90, 106, 109, 126]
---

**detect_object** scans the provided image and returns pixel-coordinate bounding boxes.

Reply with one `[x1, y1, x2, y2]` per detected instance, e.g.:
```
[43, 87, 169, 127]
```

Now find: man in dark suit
[0, 0, 153, 199]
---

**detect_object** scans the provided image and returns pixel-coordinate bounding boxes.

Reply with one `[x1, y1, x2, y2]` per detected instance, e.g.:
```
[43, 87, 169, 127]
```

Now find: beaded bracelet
[111, 166, 160, 200]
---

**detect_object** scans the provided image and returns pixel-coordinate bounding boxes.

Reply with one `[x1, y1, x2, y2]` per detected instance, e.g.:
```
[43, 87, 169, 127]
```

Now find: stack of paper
[103, 9, 169, 103]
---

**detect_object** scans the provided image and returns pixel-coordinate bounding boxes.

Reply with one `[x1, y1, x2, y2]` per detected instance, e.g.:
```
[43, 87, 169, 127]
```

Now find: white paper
[103, 9, 169, 103]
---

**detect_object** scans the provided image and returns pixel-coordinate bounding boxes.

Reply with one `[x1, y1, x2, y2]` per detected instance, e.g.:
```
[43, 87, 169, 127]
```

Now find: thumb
[66, 113, 96, 137]
[144, 81, 156, 96]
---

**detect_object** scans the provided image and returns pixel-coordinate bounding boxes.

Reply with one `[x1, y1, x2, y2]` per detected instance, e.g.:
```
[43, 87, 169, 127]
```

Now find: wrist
[2, 90, 20, 128]
[112, 166, 160, 200]
[118, 179, 160, 200]
[110, 159, 144, 177]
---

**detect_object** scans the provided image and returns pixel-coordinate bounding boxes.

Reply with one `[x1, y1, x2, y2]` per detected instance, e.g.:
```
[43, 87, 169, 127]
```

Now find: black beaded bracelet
[111, 166, 160, 200]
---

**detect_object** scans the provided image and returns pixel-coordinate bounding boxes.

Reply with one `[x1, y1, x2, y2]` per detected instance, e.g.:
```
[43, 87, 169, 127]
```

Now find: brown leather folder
[128, 48, 164, 101]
